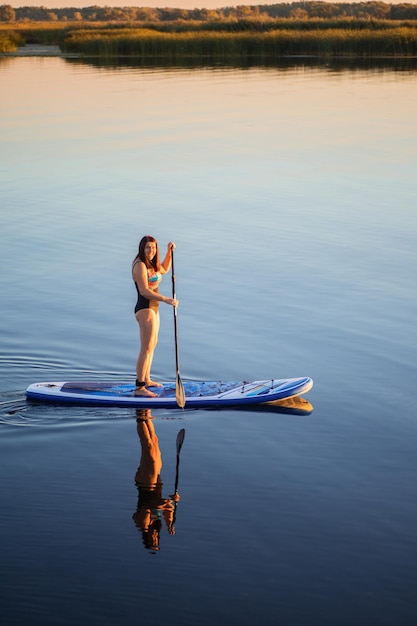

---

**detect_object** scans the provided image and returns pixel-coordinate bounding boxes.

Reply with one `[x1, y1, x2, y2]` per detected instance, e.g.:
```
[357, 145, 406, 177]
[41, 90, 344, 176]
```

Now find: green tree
[0, 4, 16, 22]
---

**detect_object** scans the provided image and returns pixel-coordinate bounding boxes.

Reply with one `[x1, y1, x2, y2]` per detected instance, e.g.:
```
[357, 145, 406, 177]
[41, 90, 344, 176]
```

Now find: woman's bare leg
[135, 310, 158, 397]
[145, 312, 162, 387]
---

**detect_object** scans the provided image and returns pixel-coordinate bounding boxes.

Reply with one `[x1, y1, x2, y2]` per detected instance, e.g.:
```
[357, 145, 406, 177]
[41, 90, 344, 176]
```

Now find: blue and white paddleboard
[26, 377, 313, 409]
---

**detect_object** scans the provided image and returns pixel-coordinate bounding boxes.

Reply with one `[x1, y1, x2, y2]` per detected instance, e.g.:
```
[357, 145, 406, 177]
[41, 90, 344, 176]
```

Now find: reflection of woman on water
[132, 410, 180, 552]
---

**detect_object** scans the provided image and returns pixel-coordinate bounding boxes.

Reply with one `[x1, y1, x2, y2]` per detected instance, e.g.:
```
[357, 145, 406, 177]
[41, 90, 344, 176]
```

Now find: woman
[132, 235, 178, 397]
[132, 410, 180, 551]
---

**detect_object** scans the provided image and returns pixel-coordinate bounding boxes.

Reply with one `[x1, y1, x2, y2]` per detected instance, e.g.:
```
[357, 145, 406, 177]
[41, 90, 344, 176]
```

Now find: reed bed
[2, 20, 417, 58]
[61, 26, 417, 58]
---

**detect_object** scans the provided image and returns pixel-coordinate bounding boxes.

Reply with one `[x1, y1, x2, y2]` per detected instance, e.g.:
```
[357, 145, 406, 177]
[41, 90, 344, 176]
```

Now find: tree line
[1, 3, 417, 23]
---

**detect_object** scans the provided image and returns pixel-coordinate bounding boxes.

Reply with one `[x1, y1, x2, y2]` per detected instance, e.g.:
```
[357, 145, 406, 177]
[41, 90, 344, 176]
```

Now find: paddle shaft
[171, 249, 186, 408]
[171, 250, 180, 377]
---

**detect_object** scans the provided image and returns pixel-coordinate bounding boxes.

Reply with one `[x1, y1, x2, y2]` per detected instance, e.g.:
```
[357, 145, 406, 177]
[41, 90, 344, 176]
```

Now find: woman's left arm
[160, 241, 175, 274]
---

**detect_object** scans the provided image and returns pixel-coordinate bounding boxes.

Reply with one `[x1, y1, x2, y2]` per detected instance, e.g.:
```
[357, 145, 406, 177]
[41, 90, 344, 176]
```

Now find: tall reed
[61, 26, 417, 58]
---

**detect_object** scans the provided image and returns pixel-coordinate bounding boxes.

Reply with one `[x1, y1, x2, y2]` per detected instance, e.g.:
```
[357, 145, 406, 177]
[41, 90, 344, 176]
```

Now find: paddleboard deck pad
[26, 377, 313, 409]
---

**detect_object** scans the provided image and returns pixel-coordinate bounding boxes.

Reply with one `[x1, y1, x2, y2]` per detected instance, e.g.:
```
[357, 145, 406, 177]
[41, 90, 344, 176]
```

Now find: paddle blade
[176, 374, 186, 409]
[176, 428, 185, 454]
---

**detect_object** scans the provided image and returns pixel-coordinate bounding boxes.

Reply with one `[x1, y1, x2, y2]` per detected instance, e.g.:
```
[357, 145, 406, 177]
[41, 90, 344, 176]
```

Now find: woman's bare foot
[134, 386, 157, 397]
[146, 380, 163, 388]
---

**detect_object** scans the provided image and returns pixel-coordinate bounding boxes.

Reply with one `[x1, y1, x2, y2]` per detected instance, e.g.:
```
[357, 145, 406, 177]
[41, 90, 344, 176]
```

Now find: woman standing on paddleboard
[132, 236, 178, 397]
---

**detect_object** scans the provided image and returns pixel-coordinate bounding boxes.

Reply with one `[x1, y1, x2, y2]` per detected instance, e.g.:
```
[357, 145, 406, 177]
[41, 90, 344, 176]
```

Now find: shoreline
[0, 44, 79, 58]
[2, 43, 416, 62]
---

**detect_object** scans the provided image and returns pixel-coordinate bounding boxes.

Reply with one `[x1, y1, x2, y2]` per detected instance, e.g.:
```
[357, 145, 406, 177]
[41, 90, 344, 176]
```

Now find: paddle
[174, 428, 186, 495]
[171, 248, 186, 408]
[170, 428, 185, 532]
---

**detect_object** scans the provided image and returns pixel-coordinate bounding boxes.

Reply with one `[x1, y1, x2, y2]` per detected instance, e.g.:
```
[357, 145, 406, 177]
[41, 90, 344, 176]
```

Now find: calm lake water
[1, 55, 417, 625]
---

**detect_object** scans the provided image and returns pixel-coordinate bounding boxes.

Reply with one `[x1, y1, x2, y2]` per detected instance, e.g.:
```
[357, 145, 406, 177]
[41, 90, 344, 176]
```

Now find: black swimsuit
[134, 264, 162, 313]
[134, 283, 159, 313]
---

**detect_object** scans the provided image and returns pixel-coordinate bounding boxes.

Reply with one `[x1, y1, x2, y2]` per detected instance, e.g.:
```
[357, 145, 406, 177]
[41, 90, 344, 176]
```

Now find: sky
[7, 0, 417, 9]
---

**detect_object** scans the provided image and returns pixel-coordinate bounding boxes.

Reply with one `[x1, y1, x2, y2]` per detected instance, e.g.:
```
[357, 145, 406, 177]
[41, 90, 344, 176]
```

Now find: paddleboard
[26, 377, 313, 409]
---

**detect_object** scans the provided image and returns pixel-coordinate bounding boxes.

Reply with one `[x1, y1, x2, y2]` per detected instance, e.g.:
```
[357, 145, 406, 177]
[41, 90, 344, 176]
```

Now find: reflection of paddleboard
[26, 377, 313, 409]
[256, 396, 314, 415]
[208, 395, 314, 416]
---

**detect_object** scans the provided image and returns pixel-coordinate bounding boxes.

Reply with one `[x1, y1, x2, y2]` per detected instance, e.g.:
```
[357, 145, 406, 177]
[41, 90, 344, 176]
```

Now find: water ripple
[0, 354, 69, 370]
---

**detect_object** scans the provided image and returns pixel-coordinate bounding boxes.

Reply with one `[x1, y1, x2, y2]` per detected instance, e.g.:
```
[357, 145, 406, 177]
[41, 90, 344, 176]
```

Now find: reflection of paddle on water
[170, 428, 185, 532]
[132, 410, 185, 553]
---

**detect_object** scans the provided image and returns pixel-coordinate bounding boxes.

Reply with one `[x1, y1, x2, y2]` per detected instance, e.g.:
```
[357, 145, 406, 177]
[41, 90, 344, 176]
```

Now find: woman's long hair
[133, 235, 161, 271]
